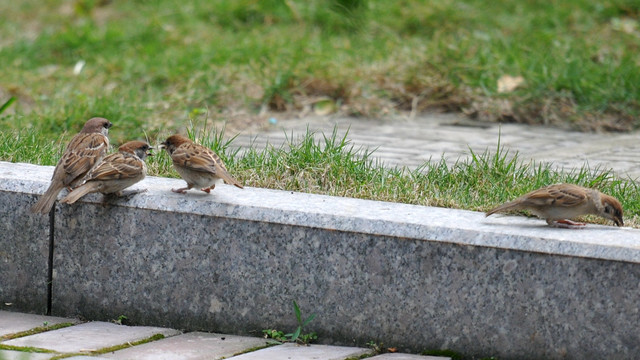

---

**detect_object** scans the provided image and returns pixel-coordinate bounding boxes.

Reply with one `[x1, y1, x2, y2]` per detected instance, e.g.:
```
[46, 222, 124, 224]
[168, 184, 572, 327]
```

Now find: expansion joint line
[46, 206, 54, 315]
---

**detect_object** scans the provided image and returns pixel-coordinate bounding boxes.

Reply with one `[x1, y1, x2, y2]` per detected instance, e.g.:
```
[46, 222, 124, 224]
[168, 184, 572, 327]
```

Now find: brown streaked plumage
[60, 141, 153, 204]
[160, 134, 243, 194]
[486, 183, 623, 228]
[30, 117, 112, 214]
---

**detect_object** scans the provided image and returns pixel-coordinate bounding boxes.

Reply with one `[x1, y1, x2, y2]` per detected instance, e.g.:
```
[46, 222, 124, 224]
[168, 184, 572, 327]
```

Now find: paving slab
[0, 311, 79, 338]
[229, 342, 371, 360]
[368, 353, 450, 360]
[2, 321, 180, 353]
[0, 350, 54, 360]
[101, 332, 269, 360]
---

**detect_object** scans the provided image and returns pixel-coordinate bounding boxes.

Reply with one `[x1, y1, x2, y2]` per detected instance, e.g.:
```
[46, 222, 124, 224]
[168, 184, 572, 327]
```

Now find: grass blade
[0, 97, 16, 115]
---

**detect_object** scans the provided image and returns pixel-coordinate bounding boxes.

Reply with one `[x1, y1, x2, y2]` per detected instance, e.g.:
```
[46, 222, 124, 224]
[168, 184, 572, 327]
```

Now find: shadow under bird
[485, 183, 623, 228]
[159, 134, 243, 194]
[30, 117, 112, 214]
[60, 141, 153, 204]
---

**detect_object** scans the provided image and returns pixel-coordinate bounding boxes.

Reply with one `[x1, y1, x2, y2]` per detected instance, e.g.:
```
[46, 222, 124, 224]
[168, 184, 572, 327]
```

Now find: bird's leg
[551, 219, 586, 229]
[172, 183, 193, 194]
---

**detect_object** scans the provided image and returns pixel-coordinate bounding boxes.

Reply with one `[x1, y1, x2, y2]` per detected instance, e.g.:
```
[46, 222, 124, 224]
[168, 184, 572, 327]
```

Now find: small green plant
[262, 300, 318, 345]
[112, 315, 128, 325]
[262, 329, 287, 343]
[286, 300, 317, 345]
[366, 341, 384, 354]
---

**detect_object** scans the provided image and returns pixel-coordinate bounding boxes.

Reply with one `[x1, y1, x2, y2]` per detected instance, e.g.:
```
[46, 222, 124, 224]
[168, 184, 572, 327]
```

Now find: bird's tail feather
[60, 183, 99, 204]
[30, 182, 65, 215]
[485, 201, 520, 217]
[221, 172, 244, 189]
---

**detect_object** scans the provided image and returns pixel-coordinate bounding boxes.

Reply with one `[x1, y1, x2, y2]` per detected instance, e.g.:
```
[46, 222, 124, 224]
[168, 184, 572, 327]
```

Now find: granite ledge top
[3, 161, 640, 263]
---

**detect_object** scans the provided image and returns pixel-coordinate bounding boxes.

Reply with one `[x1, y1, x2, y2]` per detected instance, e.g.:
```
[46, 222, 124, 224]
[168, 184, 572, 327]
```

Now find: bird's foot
[172, 188, 188, 194]
[200, 185, 214, 193]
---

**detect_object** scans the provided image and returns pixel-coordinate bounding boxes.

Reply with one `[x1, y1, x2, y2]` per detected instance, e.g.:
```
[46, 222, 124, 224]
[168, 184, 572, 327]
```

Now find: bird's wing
[85, 152, 143, 181]
[521, 184, 587, 207]
[59, 133, 109, 185]
[171, 143, 224, 175]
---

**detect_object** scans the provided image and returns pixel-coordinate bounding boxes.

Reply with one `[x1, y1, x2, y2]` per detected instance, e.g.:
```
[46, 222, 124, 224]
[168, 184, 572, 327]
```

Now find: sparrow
[159, 134, 243, 194]
[60, 141, 153, 204]
[485, 183, 623, 228]
[30, 117, 112, 214]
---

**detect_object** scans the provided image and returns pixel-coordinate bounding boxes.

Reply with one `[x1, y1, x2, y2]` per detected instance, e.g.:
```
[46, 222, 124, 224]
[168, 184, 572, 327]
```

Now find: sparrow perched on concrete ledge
[486, 183, 624, 228]
[60, 141, 153, 204]
[31, 117, 112, 214]
[159, 134, 243, 194]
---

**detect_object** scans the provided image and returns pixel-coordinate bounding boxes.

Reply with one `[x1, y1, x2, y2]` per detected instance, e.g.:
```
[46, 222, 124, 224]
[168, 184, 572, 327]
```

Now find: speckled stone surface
[3, 161, 640, 359]
[369, 354, 449, 360]
[0, 163, 52, 314]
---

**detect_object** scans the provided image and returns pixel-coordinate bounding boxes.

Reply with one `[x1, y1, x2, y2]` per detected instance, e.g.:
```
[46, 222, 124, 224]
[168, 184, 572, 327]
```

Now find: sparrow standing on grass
[60, 141, 153, 204]
[31, 117, 112, 214]
[485, 183, 623, 228]
[160, 134, 243, 194]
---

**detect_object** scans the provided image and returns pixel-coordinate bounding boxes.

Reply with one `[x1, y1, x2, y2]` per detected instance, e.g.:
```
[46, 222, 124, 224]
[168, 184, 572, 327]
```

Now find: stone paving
[232, 113, 640, 179]
[0, 311, 448, 360]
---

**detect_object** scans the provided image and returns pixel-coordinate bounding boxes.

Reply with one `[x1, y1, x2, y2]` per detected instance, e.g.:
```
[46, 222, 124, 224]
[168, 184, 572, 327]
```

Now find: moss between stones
[48, 333, 166, 360]
[0, 322, 76, 341]
[0, 344, 57, 353]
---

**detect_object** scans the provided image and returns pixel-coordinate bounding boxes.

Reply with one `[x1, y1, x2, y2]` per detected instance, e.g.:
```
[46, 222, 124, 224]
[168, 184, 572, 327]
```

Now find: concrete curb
[2, 161, 640, 359]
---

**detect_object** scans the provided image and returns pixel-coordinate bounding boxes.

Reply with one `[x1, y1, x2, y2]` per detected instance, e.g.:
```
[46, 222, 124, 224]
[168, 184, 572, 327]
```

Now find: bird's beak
[615, 217, 623, 227]
[158, 143, 166, 150]
[147, 147, 154, 157]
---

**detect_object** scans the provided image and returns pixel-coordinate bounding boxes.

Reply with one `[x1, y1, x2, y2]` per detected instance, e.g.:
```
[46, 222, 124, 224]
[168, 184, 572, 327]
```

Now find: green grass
[1, 0, 640, 140]
[1, 1, 640, 226]
[168, 125, 640, 227]
[3, 123, 637, 227]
